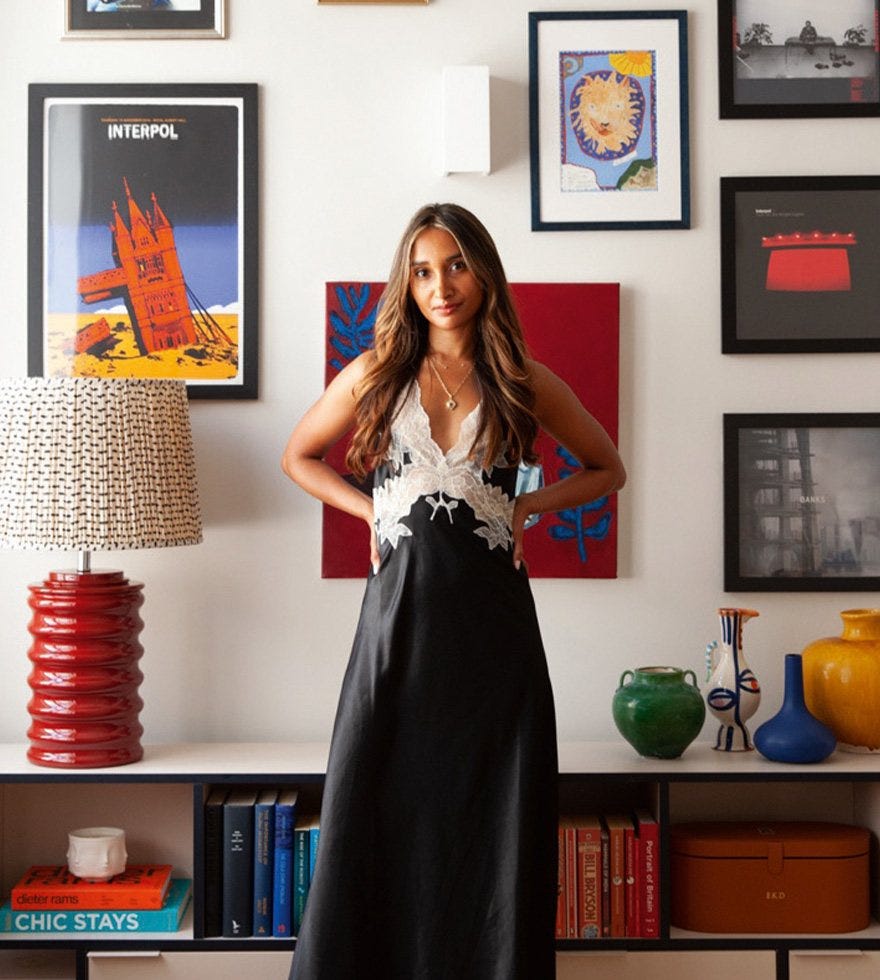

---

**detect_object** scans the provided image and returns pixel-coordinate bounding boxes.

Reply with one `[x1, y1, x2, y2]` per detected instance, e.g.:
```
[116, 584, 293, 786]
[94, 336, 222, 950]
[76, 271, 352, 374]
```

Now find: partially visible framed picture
[64, 0, 226, 39]
[28, 83, 258, 399]
[528, 10, 690, 231]
[721, 175, 880, 353]
[719, 0, 880, 117]
[321, 282, 620, 579]
[724, 414, 880, 592]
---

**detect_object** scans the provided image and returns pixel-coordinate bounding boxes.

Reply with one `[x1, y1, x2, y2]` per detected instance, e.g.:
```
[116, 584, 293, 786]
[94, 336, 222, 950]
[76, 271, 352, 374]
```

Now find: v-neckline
[412, 379, 480, 458]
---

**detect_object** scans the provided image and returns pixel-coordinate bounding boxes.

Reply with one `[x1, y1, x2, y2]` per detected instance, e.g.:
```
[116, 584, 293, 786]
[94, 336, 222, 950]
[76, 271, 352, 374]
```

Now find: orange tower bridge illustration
[77, 178, 232, 358]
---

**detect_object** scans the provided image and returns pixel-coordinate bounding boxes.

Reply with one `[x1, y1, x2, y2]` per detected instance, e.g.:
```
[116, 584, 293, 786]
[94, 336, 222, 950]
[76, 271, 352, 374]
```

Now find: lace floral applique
[373, 382, 514, 551]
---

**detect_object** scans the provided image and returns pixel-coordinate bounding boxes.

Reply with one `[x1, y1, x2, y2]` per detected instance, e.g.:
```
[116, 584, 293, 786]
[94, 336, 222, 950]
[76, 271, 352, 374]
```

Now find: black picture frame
[28, 83, 258, 400]
[724, 413, 880, 592]
[721, 175, 880, 354]
[718, 0, 880, 118]
[64, 0, 225, 39]
[528, 10, 690, 231]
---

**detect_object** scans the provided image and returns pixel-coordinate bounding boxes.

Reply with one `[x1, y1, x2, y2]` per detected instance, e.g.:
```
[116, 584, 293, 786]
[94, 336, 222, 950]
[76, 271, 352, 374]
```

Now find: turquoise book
[1, 878, 192, 934]
[271, 788, 299, 938]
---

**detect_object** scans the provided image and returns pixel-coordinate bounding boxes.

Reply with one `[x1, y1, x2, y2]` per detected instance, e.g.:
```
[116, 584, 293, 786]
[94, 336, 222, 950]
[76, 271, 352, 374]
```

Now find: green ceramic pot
[612, 666, 706, 759]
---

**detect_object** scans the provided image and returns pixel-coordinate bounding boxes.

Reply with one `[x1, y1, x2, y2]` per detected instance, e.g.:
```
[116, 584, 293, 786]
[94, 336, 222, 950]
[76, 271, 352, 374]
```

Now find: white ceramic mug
[66, 826, 127, 881]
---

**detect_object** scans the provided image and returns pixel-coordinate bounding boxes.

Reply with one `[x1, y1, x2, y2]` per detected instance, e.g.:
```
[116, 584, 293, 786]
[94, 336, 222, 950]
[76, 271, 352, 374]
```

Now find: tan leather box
[670, 821, 870, 933]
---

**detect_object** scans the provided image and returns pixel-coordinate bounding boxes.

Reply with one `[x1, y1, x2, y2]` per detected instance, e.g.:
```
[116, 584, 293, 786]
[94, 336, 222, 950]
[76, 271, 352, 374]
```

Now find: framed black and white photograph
[28, 83, 258, 399]
[529, 10, 690, 231]
[721, 176, 880, 353]
[719, 0, 880, 117]
[64, 0, 226, 39]
[724, 414, 880, 591]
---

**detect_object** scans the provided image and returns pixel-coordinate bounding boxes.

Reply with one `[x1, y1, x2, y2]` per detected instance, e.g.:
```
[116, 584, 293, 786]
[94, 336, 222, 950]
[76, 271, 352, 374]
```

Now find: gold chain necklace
[427, 354, 474, 411]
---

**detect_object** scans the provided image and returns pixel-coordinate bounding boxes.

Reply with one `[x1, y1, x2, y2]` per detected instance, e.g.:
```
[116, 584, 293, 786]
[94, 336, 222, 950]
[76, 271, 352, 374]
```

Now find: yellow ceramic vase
[802, 609, 880, 752]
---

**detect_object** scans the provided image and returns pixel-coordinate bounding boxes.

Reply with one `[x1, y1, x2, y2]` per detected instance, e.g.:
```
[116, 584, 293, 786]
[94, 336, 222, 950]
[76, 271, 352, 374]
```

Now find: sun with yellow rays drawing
[608, 51, 653, 77]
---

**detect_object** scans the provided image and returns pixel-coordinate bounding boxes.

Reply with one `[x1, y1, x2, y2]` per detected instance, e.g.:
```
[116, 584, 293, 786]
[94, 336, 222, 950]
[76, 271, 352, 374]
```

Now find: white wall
[1, 0, 878, 748]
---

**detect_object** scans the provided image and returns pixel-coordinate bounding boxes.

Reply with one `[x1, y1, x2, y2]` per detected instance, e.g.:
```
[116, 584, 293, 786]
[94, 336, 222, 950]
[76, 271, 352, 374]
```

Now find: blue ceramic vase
[754, 654, 836, 764]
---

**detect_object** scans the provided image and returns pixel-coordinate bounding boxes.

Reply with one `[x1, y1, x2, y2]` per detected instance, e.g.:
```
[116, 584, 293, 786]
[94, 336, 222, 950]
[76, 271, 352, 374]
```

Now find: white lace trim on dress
[373, 382, 514, 551]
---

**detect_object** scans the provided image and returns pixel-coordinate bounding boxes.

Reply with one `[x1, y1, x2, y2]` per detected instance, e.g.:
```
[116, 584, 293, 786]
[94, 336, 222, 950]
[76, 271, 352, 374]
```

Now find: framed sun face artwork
[724, 414, 880, 591]
[528, 10, 690, 230]
[321, 282, 621, 579]
[64, 0, 226, 39]
[718, 0, 880, 117]
[27, 83, 258, 399]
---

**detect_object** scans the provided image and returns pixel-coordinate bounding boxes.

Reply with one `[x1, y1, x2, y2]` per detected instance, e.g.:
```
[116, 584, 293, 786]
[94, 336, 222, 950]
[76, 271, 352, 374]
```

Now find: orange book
[11, 865, 173, 911]
[575, 816, 603, 939]
[602, 814, 633, 938]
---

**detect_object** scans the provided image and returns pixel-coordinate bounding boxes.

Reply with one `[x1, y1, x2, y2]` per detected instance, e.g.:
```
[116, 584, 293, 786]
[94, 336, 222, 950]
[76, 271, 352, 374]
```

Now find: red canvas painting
[322, 282, 620, 578]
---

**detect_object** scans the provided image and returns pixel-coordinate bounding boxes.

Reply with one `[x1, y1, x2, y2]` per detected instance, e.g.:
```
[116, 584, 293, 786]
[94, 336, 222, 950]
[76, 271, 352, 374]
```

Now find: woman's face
[409, 227, 483, 337]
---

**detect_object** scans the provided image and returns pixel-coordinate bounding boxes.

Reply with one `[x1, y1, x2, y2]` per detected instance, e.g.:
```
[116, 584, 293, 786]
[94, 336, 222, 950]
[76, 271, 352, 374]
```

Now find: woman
[282, 203, 625, 979]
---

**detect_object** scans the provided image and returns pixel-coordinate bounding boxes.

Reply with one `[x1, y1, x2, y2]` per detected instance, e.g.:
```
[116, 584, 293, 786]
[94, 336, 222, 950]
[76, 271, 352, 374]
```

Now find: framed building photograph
[719, 0, 880, 117]
[528, 10, 690, 231]
[28, 83, 258, 399]
[721, 175, 880, 353]
[64, 0, 226, 39]
[724, 414, 880, 591]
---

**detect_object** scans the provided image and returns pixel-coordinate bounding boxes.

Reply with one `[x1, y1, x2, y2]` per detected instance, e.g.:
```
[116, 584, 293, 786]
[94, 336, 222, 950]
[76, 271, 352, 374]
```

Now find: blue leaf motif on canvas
[547, 445, 613, 563]
[329, 284, 377, 371]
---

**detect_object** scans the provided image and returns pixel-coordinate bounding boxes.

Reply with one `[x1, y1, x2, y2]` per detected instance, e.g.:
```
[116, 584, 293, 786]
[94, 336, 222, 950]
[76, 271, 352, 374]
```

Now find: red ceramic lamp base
[26, 569, 145, 769]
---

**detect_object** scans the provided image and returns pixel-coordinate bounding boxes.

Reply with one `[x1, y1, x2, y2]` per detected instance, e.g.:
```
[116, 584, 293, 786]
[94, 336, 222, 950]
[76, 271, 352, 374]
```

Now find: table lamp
[0, 377, 202, 768]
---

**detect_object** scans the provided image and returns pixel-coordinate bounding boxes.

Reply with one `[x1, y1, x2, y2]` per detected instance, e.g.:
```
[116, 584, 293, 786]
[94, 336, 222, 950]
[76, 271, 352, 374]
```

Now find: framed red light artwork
[721, 175, 880, 353]
[321, 282, 620, 579]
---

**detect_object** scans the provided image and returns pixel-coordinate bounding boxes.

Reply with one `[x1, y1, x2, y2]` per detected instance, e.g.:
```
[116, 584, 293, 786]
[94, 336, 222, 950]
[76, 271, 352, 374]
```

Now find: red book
[624, 817, 639, 936]
[575, 816, 603, 939]
[11, 865, 173, 911]
[602, 814, 632, 938]
[600, 822, 610, 937]
[555, 824, 566, 939]
[634, 809, 660, 938]
[560, 819, 578, 938]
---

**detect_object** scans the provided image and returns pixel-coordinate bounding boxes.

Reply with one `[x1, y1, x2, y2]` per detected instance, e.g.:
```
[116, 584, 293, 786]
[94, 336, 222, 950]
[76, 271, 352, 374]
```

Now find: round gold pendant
[446, 398, 457, 410]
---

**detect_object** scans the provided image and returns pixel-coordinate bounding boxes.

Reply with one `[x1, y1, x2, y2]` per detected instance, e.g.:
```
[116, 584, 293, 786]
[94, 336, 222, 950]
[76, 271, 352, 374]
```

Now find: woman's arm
[281, 352, 380, 568]
[511, 360, 626, 568]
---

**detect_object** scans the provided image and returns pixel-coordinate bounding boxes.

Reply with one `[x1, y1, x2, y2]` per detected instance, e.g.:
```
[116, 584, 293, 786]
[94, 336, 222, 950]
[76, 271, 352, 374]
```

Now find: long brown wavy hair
[346, 203, 539, 479]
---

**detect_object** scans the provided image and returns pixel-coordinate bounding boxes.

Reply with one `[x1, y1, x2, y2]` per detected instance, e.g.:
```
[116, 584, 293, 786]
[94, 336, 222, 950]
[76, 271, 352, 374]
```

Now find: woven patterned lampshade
[0, 377, 202, 769]
[0, 377, 201, 551]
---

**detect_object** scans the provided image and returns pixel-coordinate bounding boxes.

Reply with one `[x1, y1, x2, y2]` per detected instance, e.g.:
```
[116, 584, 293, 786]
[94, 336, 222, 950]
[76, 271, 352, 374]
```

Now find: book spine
[606, 819, 626, 938]
[576, 826, 602, 939]
[203, 793, 225, 937]
[292, 829, 311, 935]
[624, 821, 637, 937]
[630, 832, 643, 938]
[308, 826, 320, 883]
[637, 813, 660, 939]
[272, 803, 296, 938]
[564, 824, 577, 938]
[600, 825, 610, 938]
[222, 801, 255, 937]
[253, 798, 276, 937]
[555, 825, 566, 939]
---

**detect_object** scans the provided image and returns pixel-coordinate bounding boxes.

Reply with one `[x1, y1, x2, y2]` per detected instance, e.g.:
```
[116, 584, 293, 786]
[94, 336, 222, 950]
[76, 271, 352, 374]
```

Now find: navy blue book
[253, 788, 278, 937]
[272, 788, 299, 937]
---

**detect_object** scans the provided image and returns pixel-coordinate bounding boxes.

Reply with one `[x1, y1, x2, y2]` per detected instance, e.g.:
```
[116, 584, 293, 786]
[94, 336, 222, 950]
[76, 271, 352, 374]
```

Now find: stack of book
[204, 786, 320, 939]
[556, 809, 659, 940]
[1, 864, 191, 935]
